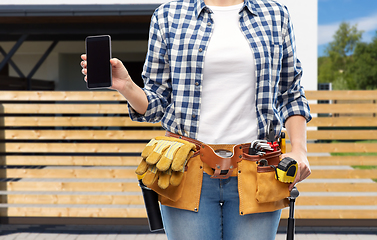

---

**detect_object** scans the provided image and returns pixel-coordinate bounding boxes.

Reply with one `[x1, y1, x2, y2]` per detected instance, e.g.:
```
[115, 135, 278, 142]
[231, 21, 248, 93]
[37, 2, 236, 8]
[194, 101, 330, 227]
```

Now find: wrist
[291, 149, 307, 158]
[117, 76, 134, 95]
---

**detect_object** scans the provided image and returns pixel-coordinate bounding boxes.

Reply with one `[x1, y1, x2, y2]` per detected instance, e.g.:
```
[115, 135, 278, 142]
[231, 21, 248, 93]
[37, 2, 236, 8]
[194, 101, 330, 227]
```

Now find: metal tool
[249, 120, 281, 155]
[249, 139, 274, 155]
[266, 120, 275, 143]
[287, 187, 299, 240]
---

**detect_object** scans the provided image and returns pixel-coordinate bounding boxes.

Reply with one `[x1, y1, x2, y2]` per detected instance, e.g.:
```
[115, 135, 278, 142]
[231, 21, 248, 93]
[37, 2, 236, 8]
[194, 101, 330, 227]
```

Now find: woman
[81, 0, 311, 239]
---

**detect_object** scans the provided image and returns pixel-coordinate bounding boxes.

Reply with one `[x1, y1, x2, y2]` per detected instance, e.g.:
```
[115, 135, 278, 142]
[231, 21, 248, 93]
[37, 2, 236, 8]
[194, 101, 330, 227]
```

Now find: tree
[351, 32, 377, 89]
[327, 22, 363, 58]
[318, 22, 363, 89]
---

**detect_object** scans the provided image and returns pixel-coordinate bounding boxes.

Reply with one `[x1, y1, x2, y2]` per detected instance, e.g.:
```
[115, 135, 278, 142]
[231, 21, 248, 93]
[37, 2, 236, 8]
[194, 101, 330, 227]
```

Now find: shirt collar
[243, 0, 258, 16]
[194, 0, 209, 19]
[194, 0, 258, 19]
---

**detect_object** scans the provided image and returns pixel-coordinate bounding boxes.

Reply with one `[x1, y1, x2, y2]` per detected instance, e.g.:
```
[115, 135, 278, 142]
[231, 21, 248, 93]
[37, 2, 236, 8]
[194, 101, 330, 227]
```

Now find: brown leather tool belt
[165, 131, 281, 179]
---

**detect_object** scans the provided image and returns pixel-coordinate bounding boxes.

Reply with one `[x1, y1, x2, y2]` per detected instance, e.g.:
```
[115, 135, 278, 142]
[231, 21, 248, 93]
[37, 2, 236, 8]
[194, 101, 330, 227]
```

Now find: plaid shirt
[129, 0, 311, 141]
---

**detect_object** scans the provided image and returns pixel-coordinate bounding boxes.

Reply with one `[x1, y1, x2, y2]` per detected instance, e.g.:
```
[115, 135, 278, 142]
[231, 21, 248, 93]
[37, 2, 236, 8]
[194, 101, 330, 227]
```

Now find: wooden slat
[0, 90, 371, 102]
[2, 115, 376, 129]
[3, 130, 164, 140]
[308, 156, 377, 166]
[5, 182, 376, 193]
[309, 169, 377, 179]
[0, 91, 124, 101]
[305, 90, 377, 101]
[6, 182, 140, 192]
[4, 129, 377, 141]
[3, 195, 144, 205]
[1, 90, 375, 102]
[5, 129, 368, 141]
[4, 168, 375, 179]
[1, 207, 376, 219]
[281, 209, 377, 219]
[5, 142, 377, 154]
[307, 130, 377, 140]
[0, 207, 147, 218]
[0, 156, 141, 166]
[1, 116, 160, 127]
[10, 155, 376, 167]
[287, 143, 377, 153]
[1, 143, 146, 153]
[5, 195, 375, 206]
[310, 104, 377, 114]
[3, 168, 137, 179]
[308, 117, 377, 127]
[296, 182, 377, 192]
[1, 104, 129, 114]
[296, 196, 377, 206]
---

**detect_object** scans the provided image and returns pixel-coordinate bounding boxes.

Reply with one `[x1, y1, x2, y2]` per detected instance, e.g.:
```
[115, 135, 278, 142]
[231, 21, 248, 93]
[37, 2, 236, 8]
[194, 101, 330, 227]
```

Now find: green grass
[351, 165, 377, 170]
[327, 141, 377, 177]
[331, 152, 377, 156]
[330, 140, 377, 156]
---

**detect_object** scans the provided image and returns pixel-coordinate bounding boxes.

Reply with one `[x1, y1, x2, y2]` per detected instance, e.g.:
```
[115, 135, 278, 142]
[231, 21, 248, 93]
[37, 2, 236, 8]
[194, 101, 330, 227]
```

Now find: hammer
[287, 186, 299, 240]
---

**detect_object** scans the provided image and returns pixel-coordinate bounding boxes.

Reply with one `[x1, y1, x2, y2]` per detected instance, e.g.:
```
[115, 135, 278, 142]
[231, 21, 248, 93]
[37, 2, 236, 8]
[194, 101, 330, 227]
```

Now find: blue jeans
[161, 173, 282, 240]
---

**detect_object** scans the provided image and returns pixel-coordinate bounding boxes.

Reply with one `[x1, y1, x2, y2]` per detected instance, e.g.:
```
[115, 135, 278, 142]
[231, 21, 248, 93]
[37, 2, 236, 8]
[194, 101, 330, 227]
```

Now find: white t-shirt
[197, 3, 258, 144]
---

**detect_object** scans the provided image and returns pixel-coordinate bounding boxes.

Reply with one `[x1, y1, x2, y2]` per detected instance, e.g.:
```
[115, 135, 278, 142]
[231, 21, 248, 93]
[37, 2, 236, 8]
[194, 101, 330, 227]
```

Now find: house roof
[0, 4, 159, 41]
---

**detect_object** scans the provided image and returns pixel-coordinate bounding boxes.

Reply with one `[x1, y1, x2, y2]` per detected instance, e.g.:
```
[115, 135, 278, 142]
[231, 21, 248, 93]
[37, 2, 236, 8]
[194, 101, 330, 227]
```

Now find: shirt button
[207, 22, 212, 26]
[192, 114, 197, 119]
[199, 48, 203, 52]
[195, 82, 199, 86]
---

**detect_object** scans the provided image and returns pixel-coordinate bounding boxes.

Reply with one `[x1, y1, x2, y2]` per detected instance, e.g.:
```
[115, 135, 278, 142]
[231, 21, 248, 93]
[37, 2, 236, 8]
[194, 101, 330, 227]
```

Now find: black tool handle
[287, 187, 299, 240]
[286, 199, 295, 240]
[139, 180, 164, 232]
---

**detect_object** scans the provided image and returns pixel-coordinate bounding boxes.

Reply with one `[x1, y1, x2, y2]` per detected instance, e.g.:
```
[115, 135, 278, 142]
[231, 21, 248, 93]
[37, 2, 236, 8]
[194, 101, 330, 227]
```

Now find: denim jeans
[161, 173, 282, 240]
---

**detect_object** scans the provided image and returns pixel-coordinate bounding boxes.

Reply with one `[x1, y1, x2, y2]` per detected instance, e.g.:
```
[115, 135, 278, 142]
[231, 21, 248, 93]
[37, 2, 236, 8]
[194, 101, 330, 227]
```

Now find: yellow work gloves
[135, 136, 196, 189]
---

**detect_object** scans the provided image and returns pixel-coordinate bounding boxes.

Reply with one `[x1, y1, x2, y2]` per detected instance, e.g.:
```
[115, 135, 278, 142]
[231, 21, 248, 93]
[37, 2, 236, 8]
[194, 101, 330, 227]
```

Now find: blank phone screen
[85, 35, 112, 89]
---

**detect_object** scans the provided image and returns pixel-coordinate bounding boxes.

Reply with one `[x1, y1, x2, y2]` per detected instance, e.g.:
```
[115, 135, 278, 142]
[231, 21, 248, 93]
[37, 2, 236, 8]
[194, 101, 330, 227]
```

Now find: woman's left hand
[281, 150, 311, 191]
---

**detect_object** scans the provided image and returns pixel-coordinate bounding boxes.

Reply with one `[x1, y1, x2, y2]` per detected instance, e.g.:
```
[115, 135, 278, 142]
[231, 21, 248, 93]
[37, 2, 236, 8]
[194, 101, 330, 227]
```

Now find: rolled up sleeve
[128, 10, 172, 123]
[277, 6, 311, 126]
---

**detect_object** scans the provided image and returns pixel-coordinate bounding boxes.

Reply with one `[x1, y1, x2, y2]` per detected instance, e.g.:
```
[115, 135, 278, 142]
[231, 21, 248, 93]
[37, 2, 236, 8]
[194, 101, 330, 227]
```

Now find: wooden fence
[0, 90, 376, 225]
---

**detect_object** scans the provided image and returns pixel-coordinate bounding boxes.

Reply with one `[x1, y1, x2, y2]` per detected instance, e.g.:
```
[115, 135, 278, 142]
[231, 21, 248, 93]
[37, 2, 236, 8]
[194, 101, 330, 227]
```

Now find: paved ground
[0, 225, 376, 240]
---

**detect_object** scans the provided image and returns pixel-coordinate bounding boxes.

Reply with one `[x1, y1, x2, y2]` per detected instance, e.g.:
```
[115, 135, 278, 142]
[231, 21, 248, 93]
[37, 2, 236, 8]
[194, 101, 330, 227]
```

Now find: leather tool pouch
[200, 144, 245, 179]
[253, 150, 290, 203]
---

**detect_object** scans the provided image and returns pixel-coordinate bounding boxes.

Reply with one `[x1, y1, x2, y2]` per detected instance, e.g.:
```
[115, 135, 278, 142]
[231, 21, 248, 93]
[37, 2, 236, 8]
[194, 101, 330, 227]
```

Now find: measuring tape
[275, 157, 298, 183]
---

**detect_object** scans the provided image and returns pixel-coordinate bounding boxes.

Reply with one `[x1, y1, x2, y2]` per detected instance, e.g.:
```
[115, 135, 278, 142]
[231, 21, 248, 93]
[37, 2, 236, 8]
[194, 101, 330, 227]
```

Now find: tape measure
[275, 157, 298, 183]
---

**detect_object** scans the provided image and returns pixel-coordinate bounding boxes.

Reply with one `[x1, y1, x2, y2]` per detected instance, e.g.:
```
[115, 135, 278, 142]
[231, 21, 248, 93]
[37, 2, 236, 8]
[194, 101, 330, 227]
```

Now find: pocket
[255, 165, 290, 203]
[158, 154, 204, 212]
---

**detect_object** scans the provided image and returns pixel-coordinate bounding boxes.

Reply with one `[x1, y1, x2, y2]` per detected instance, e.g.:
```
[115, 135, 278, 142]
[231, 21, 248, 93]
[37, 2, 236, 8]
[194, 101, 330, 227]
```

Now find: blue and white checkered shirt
[129, 0, 311, 141]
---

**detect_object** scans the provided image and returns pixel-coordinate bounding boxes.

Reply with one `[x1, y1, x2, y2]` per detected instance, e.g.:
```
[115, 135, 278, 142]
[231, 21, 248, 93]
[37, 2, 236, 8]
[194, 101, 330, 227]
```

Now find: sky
[318, 0, 377, 56]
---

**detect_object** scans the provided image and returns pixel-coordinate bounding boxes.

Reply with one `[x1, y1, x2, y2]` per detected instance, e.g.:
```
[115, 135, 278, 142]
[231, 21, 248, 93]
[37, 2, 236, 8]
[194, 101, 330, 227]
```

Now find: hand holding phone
[81, 37, 149, 115]
[85, 35, 112, 89]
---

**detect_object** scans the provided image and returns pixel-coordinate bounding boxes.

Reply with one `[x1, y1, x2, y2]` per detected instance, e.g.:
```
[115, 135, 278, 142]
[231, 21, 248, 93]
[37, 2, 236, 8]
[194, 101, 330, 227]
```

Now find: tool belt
[165, 132, 282, 179]
[137, 132, 289, 213]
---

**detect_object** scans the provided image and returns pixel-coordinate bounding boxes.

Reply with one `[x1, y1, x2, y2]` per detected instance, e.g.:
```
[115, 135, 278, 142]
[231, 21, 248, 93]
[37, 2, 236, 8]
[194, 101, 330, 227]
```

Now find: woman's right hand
[80, 54, 148, 115]
[80, 54, 132, 92]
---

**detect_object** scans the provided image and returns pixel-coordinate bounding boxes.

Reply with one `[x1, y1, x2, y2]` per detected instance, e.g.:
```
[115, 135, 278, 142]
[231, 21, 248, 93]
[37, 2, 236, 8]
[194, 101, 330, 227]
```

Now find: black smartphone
[85, 35, 112, 89]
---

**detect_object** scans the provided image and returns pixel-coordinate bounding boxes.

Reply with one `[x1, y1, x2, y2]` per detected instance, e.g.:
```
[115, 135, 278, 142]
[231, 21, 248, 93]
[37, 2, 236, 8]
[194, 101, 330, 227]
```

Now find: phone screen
[85, 35, 112, 89]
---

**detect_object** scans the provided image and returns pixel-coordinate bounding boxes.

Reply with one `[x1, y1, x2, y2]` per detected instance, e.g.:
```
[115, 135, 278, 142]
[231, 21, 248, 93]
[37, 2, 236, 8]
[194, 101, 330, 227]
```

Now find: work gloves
[135, 137, 196, 189]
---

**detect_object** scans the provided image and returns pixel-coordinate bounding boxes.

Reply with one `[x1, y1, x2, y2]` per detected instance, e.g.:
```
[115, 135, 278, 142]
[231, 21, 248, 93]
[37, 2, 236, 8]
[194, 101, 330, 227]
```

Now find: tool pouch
[254, 150, 290, 203]
[200, 143, 244, 179]
[135, 136, 197, 195]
